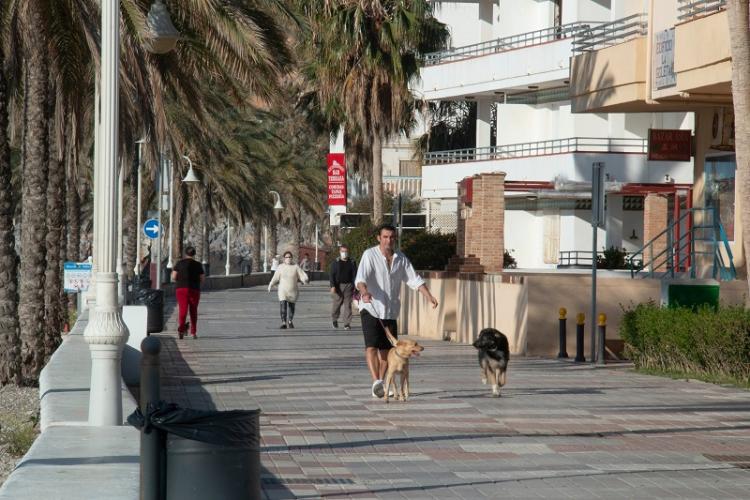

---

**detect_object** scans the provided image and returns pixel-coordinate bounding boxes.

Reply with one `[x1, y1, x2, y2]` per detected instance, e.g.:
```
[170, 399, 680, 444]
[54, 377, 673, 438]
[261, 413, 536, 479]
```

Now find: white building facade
[409, 0, 695, 269]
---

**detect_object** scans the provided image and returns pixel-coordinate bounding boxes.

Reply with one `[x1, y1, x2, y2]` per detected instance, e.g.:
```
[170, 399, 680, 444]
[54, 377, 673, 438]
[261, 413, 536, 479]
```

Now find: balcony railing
[677, 0, 727, 21]
[383, 175, 422, 197]
[572, 13, 647, 53]
[424, 22, 598, 66]
[424, 137, 648, 165]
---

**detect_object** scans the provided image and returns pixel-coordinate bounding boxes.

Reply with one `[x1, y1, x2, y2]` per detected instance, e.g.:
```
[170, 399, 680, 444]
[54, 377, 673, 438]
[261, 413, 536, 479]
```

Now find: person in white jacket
[268, 251, 309, 329]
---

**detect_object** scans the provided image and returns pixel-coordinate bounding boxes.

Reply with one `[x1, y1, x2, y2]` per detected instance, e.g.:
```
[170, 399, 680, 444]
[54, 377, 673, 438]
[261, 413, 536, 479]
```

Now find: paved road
[159, 282, 750, 499]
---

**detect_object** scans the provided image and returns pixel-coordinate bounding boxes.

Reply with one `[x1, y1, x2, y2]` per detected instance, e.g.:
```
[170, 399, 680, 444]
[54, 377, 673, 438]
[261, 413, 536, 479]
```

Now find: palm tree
[0, 40, 22, 385]
[727, 0, 750, 283]
[302, 0, 447, 222]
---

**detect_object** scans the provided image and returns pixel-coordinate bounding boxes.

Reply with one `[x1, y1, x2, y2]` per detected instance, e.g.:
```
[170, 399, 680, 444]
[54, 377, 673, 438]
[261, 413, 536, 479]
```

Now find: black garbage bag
[131, 288, 164, 333]
[128, 402, 259, 447]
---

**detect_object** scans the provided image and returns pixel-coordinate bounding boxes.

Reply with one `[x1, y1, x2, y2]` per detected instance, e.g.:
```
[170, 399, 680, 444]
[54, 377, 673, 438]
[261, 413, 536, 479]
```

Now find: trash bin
[129, 404, 261, 500]
[132, 288, 165, 333]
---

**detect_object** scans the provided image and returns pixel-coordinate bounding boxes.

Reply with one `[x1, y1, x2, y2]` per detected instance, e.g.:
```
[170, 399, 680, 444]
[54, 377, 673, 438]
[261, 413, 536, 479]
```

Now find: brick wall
[456, 172, 506, 273]
[643, 194, 668, 271]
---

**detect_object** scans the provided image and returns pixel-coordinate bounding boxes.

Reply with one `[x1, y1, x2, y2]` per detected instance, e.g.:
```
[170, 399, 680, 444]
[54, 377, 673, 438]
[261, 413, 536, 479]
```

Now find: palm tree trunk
[727, 0, 750, 284]
[372, 133, 384, 223]
[0, 40, 22, 385]
[177, 182, 187, 259]
[202, 186, 211, 274]
[290, 208, 302, 259]
[44, 85, 64, 359]
[19, 0, 50, 383]
[123, 155, 138, 280]
[269, 218, 279, 261]
[252, 218, 262, 272]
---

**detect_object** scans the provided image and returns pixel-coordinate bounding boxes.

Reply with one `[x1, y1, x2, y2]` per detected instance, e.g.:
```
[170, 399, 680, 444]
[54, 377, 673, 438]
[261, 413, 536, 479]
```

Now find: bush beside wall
[620, 302, 750, 386]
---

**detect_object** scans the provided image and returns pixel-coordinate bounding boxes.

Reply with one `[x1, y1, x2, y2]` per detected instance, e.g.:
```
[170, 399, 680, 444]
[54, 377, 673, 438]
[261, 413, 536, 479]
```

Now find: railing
[340, 213, 427, 230]
[572, 13, 647, 53]
[424, 22, 598, 66]
[383, 176, 422, 197]
[424, 137, 648, 165]
[677, 0, 727, 21]
[558, 251, 640, 269]
[630, 207, 736, 281]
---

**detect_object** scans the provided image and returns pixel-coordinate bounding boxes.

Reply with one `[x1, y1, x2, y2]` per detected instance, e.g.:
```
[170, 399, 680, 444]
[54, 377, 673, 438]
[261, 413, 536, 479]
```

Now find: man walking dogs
[330, 245, 357, 330]
[355, 224, 438, 398]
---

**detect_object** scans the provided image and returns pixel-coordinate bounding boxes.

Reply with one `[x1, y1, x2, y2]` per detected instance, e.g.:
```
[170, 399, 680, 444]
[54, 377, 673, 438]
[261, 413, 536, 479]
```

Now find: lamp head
[270, 191, 283, 211]
[143, 0, 179, 54]
[182, 166, 200, 183]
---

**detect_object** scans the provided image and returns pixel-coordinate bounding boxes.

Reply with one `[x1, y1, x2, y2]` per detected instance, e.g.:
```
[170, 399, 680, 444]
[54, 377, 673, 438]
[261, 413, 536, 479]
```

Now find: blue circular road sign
[143, 219, 161, 239]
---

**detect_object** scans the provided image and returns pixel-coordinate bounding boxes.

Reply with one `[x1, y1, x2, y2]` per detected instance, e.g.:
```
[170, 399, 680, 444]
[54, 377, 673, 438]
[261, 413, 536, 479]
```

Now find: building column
[476, 99, 493, 149]
[478, 0, 494, 42]
[643, 194, 669, 272]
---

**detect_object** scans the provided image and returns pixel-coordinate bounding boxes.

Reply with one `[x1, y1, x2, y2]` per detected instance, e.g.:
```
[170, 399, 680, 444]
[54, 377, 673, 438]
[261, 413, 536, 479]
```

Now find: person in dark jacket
[171, 246, 205, 339]
[330, 245, 357, 330]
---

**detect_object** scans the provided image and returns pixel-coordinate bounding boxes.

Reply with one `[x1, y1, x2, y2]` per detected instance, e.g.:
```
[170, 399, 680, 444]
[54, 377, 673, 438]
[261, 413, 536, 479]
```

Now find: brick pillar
[452, 172, 506, 273]
[643, 194, 669, 271]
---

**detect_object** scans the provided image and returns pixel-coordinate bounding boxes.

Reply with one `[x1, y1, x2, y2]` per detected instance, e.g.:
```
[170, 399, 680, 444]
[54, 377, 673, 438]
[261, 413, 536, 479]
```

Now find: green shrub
[1, 414, 39, 457]
[597, 246, 628, 269]
[503, 250, 517, 269]
[620, 302, 750, 386]
[340, 225, 456, 271]
[401, 231, 456, 271]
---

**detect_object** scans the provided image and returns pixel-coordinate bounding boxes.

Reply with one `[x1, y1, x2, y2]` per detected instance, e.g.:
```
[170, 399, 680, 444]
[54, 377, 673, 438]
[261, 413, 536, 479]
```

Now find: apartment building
[412, 0, 699, 270]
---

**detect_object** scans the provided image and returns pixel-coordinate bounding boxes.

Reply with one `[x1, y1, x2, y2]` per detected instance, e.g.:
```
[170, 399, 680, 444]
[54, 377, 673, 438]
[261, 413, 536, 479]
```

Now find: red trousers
[176, 287, 200, 335]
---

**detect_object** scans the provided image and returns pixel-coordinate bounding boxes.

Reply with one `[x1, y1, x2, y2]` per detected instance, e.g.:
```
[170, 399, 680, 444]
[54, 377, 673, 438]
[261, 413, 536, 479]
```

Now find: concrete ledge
[0, 425, 139, 499]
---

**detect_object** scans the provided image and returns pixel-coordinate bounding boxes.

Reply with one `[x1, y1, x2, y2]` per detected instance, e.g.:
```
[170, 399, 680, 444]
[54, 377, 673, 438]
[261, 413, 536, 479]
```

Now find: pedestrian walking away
[268, 251, 309, 329]
[300, 253, 312, 272]
[270, 254, 280, 272]
[330, 245, 357, 330]
[171, 246, 205, 339]
[355, 224, 438, 398]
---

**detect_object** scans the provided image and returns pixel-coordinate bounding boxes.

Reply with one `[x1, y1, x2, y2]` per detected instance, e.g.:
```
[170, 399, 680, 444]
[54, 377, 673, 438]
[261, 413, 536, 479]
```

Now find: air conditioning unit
[710, 107, 735, 151]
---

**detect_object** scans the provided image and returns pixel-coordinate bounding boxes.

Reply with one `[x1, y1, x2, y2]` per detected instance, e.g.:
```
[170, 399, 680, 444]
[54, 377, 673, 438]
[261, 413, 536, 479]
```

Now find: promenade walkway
[159, 282, 750, 499]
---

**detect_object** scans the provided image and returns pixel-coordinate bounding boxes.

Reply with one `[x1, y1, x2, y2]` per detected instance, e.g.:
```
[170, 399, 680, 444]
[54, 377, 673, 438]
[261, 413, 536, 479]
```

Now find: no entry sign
[327, 153, 347, 206]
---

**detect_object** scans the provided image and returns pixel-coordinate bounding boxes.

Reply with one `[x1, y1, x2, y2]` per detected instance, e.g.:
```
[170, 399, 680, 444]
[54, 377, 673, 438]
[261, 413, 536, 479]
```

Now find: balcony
[383, 175, 422, 198]
[417, 23, 596, 101]
[570, 14, 649, 113]
[420, 137, 693, 199]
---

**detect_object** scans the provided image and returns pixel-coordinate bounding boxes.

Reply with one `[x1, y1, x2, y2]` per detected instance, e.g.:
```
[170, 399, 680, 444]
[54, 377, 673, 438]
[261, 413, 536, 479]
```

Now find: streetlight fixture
[143, 0, 179, 54]
[182, 155, 200, 183]
[84, 0, 178, 428]
[263, 191, 284, 272]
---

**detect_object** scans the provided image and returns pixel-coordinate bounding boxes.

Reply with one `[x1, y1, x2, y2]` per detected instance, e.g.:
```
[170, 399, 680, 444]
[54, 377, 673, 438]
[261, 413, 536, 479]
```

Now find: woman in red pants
[171, 246, 205, 339]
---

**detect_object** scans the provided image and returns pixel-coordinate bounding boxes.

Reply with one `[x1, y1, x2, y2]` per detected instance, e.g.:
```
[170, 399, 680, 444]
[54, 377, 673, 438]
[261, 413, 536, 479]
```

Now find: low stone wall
[399, 270, 747, 357]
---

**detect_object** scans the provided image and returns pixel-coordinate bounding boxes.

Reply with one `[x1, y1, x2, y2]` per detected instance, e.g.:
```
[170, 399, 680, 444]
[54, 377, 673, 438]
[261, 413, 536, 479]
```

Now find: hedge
[620, 302, 750, 386]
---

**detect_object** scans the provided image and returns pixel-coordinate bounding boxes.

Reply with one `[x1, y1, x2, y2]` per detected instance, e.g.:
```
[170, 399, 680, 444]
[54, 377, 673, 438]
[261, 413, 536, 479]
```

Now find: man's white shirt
[355, 246, 425, 320]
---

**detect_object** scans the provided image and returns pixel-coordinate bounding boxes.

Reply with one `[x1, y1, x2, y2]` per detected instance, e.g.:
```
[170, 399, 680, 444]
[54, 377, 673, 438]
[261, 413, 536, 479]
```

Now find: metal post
[134, 140, 143, 276]
[166, 158, 174, 277]
[575, 313, 585, 362]
[116, 159, 125, 304]
[590, 162, 604, 364]
[155, 153, 162, 290]
[596, 313, 606, 366]
[557, 308, 568, 358]
[263, 224, 268, 273]
[140, 336, 164, 500]
[225, 218, 231, 276]
[314, 224, 319, 270]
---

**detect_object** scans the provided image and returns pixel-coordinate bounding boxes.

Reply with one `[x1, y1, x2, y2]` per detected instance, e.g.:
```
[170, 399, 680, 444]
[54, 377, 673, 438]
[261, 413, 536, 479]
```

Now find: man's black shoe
[333, 321, 339, 329]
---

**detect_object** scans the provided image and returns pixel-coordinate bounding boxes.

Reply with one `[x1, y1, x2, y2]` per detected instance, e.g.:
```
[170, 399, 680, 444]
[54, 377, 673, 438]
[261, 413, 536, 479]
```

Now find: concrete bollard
[575, 313, 586, 362]
[596, 313, 607, 366]
[557, 308, 568, 358]
[140, 336, 164, 500]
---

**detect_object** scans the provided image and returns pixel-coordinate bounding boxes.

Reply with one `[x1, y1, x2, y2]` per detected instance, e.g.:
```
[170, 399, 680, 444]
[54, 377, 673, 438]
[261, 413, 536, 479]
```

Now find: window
[705, 154, 736, 240]
[622, 196, 644, 211]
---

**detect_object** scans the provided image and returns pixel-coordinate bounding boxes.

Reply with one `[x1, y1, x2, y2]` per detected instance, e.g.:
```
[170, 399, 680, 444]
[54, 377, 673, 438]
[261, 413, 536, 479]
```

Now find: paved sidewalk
[159, 283, 750, 499]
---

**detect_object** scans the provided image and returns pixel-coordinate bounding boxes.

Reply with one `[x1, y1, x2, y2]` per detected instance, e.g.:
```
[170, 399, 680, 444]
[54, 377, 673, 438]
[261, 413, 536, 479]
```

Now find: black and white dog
[472, 328, 510, 397]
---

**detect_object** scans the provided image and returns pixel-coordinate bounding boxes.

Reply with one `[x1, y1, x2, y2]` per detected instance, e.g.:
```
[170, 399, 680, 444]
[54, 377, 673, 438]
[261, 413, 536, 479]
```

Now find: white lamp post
[264, 191, 283, 272]
[225, 218, 231, 276]
[116, 159, 126, 304]
[84, 0, 177, 427]
[166, 158, 174, 273]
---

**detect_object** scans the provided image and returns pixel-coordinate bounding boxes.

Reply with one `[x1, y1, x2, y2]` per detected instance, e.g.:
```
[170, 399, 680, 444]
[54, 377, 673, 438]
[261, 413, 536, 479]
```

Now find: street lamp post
[265, 191, 284, 272]
[116, 159, 126, 304]
[225, 218, 231, 276]
[166, 158, 174, 277]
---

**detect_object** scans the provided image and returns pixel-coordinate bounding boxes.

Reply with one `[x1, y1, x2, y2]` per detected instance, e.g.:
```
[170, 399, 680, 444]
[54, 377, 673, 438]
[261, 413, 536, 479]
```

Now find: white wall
[564, 0, 614, 24]
[496, 0, 554, 37]
[611, 0, 649, 20]
[432, 2, 481, 47]
[505, 209, 554, 269]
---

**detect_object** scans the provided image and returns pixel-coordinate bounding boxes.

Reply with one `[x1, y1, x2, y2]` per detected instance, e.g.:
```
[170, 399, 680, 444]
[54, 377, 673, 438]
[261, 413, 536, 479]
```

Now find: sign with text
[63, 262, 92, 293]
[654, 28, 676, 90]
[327, 153, 347, 206]
[648, 129, 692, 162]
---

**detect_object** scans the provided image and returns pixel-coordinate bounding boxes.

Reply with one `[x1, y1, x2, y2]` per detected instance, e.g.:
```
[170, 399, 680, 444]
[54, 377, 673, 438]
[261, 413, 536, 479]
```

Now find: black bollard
[575, 313, 586, 362]
[596, 313, 607, 366]
[140, 336, 164, 500]
[557, 308, 568, 358]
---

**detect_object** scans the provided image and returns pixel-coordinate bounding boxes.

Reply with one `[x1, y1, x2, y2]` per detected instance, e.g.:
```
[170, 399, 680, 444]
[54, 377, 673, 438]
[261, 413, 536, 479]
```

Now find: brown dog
[383, 327, 424, 403]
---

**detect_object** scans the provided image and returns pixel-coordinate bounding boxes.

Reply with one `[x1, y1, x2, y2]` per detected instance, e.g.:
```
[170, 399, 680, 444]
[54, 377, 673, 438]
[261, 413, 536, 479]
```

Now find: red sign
[648, 129, 692, 162]
[327, 153, 347, 206]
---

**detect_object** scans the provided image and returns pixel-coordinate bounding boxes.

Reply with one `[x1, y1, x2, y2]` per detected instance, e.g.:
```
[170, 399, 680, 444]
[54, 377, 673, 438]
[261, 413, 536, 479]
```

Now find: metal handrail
[424, 22, 598, 66]
[572, 13, 647, 53]
[424, 137, 648, 165]
[677, 0, 727, 21]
